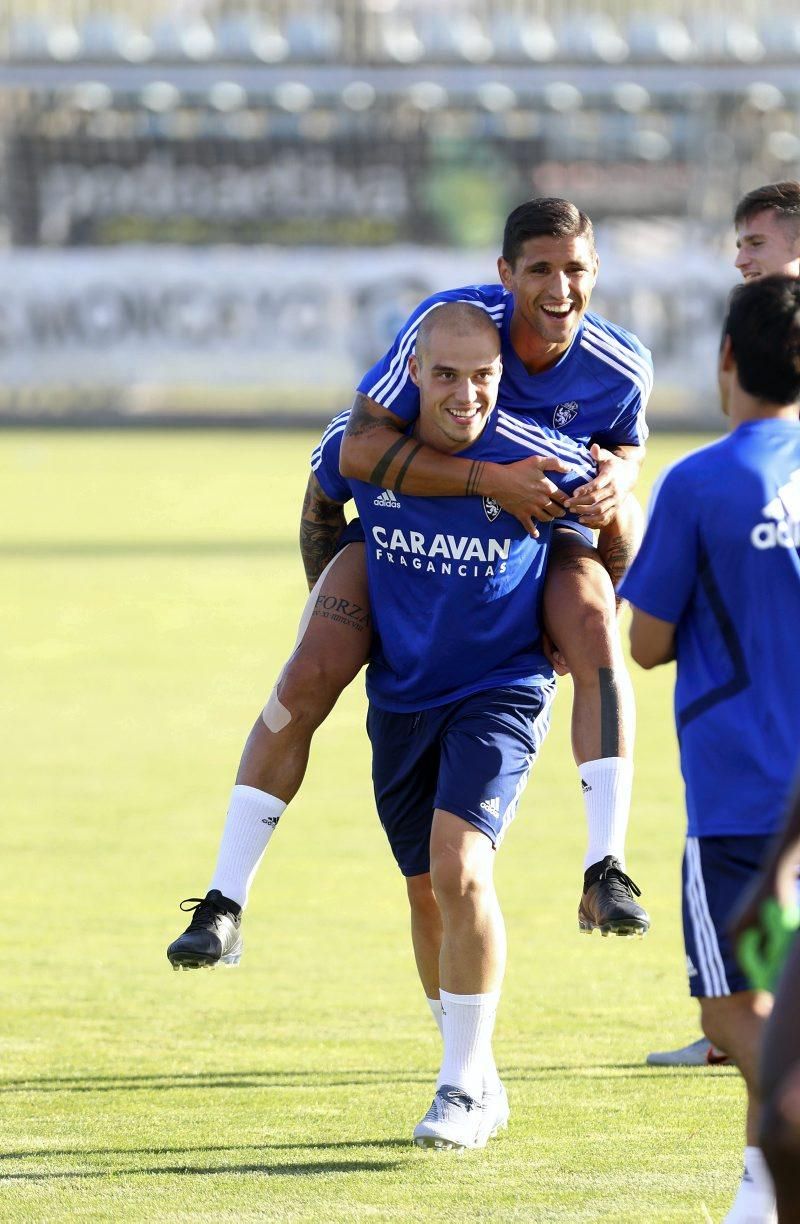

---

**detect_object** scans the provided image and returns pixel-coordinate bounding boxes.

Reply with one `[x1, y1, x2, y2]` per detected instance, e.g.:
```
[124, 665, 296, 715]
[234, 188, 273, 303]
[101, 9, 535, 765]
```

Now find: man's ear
[497, 256, 512, 289]
[408, 353, 420, 387]
[719, 333, 735, 373]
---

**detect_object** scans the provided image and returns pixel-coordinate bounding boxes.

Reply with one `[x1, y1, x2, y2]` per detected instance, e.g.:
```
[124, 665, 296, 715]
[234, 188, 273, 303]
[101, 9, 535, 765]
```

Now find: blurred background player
[735, 181, 800, 282]
[621, 275, 800, 1223]
[167, 197, 652, 968]
[649, 178, 800, 1070]
[312, 302, 601, 1148]
[732, 768, 800, 1224]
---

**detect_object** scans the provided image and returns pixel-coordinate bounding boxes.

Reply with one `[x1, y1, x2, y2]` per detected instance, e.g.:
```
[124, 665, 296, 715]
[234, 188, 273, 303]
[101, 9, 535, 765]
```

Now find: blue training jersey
[620, 419, 800, 838]
[312, 408, 596, 712]
[357, 284, 651, 449]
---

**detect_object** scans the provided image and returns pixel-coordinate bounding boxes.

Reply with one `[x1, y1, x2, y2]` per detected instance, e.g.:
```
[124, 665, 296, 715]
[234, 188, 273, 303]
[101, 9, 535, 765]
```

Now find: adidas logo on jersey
[374, 489, 401, 509]
[553, 401, 579, 428]
[751, 467, 800, 549]
[686, 954, 698, 978]
[480, 796, 501, 818]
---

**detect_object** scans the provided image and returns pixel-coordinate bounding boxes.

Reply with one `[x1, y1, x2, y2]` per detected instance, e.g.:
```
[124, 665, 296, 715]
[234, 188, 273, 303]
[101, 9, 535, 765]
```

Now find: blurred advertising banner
[0, 238, 734, 425]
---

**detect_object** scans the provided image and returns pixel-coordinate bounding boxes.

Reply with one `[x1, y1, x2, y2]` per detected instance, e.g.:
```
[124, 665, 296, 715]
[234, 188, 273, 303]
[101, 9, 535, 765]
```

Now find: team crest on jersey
[553, 401, 579, 428]
[482, 496, 502, 523]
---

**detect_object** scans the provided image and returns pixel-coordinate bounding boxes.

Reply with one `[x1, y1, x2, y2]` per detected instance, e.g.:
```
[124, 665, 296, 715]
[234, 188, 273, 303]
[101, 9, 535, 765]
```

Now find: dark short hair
[723, 275, 800, 405]
[416, 301, 501, 360]
[502, 198, 595, 266]
[734, 180, 800, 229]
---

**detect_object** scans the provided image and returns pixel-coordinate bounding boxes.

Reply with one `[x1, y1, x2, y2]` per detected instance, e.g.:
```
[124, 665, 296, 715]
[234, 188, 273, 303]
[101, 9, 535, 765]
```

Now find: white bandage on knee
[261, 546, 354, 734]
[262, 686, 292, 733]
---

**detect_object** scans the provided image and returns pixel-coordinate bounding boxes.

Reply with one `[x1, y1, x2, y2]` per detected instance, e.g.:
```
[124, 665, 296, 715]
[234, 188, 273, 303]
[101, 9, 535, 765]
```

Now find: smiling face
[409, 320, 502, 453]
[735, 209, 800, 280]
[497, 234, 599, 368]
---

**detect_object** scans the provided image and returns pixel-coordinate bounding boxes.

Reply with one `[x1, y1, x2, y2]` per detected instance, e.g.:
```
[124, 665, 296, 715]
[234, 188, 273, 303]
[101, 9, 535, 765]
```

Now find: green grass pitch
[1, 428, 742, 1222]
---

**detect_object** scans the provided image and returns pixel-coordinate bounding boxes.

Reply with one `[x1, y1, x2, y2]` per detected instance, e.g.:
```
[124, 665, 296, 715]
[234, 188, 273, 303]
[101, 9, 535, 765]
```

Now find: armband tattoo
[465, 460, 485, 498]
[369, 437, 411, 487]
[393, 442, 422, 493]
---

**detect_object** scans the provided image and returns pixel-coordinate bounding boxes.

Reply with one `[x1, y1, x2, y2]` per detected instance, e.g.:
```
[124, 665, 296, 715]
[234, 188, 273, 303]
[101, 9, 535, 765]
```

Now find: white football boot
[413, 1084, 484, 1150]
[477, 1081, 509, 1145]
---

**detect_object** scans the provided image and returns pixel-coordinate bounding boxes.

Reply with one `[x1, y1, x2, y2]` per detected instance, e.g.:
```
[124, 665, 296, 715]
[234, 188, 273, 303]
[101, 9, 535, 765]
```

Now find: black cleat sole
[168, 953, 241, 970]
[579, 919, 649, 938]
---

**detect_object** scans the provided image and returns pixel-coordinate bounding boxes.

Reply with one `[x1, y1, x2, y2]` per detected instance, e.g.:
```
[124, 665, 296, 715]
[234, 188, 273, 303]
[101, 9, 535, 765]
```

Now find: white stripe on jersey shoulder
[496, 410, 594, 473]
[580, 337, 649, 404]
[583, 321, 654, 395]
[311, 415, 349, 469]
[495, 425, 594, 478]
[310, 430, 345, 474]
[381, 297, 508, 409]
[583, 319, 652, 369]
[366, 294, 509, 407]
[316, 407, 350, 442]
[311, 412, 349, 456]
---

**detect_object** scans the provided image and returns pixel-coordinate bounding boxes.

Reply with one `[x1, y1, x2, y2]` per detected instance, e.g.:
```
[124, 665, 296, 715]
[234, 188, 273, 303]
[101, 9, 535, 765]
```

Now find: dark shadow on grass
[1, 1140, 407, 1161]
[0, 1061, 733, 1099]
[0, 1068, 433, 1094]
[0, 1159, 401, 1182]
[0, 539, 295, 560]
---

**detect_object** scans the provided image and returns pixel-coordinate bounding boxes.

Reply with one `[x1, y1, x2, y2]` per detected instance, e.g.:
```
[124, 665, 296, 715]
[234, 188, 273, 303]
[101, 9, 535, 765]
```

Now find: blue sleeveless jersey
[312, 409, 595, 712]
[620, 419, 800, 837]
[357, 284, 651, 449]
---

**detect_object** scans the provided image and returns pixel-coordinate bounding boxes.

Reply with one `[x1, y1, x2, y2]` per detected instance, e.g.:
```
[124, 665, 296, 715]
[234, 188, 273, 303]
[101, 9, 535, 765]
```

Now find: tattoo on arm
[466, 460, 485, 497]
[299, 474, 347, 590]
[344, 393, 391, 440]
[393, 442, 422, 493]
[369, 436, 411, 487]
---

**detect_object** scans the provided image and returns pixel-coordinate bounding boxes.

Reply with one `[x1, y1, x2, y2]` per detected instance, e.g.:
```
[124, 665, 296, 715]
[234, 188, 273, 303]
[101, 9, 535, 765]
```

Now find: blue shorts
[367, 683, 554, 877]
[337, 518, 366, 551]
[682, 834, 772, 998]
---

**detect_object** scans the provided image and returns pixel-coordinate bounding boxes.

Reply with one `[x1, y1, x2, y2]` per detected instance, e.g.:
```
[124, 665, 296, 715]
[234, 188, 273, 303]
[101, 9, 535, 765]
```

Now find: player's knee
[406, 873, 438, 922]
[267, 651, 342, 728]
[556, 596, 618, 674]
[429, 850, 484, 909]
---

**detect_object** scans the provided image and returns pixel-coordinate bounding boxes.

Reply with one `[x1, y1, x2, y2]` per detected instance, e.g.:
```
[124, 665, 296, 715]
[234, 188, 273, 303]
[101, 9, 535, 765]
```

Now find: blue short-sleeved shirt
[357, 284, 651, 449]
[312, 409, 595, 712]
[620, 418, 800, 837]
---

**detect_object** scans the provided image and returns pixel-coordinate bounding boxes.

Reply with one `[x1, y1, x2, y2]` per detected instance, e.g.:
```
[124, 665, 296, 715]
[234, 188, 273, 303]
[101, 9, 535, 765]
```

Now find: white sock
[437, 989, 500, 1103]
[580, 757, 633, 870]
[724, 1147, 776, 1223]
[427, 995, 500, 1096]
[208, 785, 286, 909]
[426, 996, 444, 1037]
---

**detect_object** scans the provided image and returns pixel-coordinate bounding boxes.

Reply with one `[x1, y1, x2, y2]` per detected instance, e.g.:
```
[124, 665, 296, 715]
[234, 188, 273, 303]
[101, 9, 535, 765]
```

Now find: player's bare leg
[700, 992, 777, 1220]
[543, 521, 648, 938]
[406, 865, 508, 1147]
[759, 935, 800, 1222]
[406, 872, 443, 1001]
[238, 542, 371, 802]
[413, 811, 507, 1149]
[167, 543, 370, 969]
